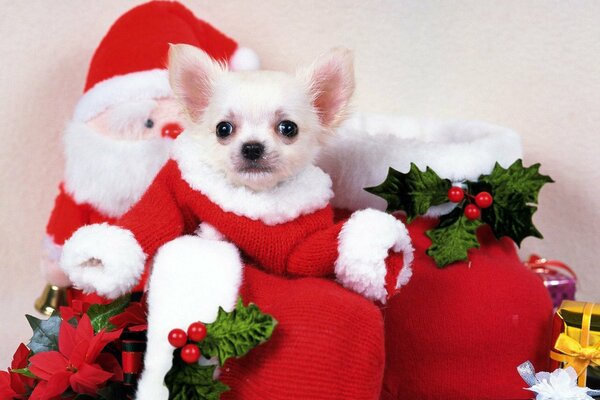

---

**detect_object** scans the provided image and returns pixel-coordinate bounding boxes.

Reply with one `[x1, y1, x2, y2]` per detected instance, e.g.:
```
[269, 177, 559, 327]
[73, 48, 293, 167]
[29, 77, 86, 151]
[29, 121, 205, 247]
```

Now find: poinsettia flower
[527, 366, 594, 400]
[8, 343, 36, 397]
[0, 370, 18, 399]
[59, 300, 91, 323]
[0, 343, 36, 399]
[108, 301, 147, 332]
[28, 314, 122, 399]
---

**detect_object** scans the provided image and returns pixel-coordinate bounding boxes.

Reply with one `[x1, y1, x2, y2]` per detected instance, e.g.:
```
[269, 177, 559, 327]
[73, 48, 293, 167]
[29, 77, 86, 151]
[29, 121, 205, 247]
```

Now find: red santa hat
[73, 1, 259, 123]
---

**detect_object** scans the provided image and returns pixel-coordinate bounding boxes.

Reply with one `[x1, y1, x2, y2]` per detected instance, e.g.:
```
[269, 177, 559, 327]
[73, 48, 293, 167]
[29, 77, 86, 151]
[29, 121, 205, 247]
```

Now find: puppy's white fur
[168, 44, 354, 191]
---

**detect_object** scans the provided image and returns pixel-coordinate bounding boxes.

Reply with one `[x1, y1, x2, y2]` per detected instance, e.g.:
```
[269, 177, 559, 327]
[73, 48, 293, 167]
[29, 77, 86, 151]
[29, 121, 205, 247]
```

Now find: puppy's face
[169, 45, 354, 191]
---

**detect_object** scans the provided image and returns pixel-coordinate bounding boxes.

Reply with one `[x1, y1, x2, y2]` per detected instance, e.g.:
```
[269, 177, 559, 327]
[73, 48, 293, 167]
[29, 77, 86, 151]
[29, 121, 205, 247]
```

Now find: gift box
[526, 254, 576, 309]
[550, 300, 600, 389]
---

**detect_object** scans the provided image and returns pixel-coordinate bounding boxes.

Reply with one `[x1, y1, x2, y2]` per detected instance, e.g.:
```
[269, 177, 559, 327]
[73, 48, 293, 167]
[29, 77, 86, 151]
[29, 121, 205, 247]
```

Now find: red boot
[220, 265, 385, 400]
[381, 217, 554, 400]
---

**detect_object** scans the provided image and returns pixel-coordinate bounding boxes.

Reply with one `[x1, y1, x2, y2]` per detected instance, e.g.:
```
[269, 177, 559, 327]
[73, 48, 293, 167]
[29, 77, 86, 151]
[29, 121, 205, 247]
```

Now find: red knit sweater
[118, 160, 344, 279]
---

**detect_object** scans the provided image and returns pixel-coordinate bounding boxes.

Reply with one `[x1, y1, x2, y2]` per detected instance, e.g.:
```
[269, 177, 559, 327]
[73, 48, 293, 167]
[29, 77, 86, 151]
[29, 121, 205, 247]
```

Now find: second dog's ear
[168, 44, 224, 122]
[299, 47, 355, 129]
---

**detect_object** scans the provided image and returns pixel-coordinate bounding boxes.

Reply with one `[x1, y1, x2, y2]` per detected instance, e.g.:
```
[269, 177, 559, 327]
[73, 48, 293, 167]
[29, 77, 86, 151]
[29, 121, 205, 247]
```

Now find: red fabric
[219, 265, 385, 400]
[85, 1, 238, 91]
[45, 184, 146, 301]
[381, 217, 554, 400]
[118, 161, 351, 280]
[46, 184, 116, 246]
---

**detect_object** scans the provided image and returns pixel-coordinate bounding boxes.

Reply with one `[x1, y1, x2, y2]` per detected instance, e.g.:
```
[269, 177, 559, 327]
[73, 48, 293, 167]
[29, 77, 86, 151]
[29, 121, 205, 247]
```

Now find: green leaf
[478, 160, 553, 245]
[425, 211, 483, 267]
[165, 362, 229, 400]
[11, 367, 37, 379]
[86, 295, 130, 333]
[365, 164, 451, 222]
[200, 298, 277, 365]
[26, 314, 60, 354]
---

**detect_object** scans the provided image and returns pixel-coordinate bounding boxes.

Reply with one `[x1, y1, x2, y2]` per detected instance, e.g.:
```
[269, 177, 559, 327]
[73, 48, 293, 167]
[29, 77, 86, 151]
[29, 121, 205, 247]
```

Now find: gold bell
[34, 284, 68, 316]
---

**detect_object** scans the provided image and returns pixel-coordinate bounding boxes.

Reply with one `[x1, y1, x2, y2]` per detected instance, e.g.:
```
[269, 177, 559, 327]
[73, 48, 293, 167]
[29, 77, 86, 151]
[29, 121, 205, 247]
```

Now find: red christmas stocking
[381, 217, 554, 400]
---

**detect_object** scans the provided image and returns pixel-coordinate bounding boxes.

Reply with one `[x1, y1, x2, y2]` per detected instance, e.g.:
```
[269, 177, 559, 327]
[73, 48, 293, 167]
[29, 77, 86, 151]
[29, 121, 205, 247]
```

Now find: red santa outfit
[42, 1, 260, 303]
[61, 132, 414, 303]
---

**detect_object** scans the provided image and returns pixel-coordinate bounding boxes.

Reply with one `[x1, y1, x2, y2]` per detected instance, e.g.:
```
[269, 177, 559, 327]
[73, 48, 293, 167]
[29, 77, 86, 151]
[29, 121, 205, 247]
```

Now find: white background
[1, 1, 599, 364]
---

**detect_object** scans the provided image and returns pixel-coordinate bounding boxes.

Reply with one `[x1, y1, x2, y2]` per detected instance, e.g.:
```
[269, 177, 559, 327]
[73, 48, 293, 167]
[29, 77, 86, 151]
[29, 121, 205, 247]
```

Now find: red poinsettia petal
[58, 320, 77, 359]
[28, 351, 68, 381]
[11, 344, 30, 369]
[43, 371, 72, 399]
[0, 370, 18, 399]
[85, 328, 122, 364]
[108, 303, 147, 330]
[28, 380, 46, 400]
[96, 353, 123, 382]
[68, 339, 90, 369]
[75, 315, 94, 343]
[58, 306, 77, 324]
[69, 363, 113, 395]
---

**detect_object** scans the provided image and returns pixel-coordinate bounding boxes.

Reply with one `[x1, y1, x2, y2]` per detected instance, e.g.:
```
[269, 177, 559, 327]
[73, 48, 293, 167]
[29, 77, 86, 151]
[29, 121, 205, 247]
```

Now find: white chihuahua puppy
[169, 44, 354, 191]
[131, 45, 355, 399]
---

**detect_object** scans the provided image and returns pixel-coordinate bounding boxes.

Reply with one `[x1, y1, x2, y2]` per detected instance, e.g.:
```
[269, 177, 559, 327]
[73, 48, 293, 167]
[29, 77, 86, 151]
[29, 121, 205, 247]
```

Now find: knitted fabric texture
[220, 265, 386, 400]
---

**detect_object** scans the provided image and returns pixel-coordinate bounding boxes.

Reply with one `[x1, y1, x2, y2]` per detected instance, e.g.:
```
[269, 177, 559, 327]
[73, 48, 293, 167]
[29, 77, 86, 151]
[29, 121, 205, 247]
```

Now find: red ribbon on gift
[525, 254, 577, 281]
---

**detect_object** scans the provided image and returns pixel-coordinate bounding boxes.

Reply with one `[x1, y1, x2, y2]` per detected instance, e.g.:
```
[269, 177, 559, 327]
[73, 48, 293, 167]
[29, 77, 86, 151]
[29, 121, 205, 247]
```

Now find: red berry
[168, 328, 187, 348]
[475, 191, 493, 209]
[180, 344, 201, 364]
[464, 204, 481, 220]
[187, 322, 207, 342]
[447, 187, 465, 203]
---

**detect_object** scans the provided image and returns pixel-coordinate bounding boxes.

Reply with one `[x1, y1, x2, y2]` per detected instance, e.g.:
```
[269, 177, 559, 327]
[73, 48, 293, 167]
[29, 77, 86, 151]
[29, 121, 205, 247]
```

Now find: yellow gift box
[550, 300, 600, 388]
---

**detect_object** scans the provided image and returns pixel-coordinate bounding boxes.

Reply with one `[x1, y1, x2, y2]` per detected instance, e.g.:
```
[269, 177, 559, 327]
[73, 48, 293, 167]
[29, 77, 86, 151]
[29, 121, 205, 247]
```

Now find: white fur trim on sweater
[335, 209, 414, 303]
[73, 69, 171, 122]
[318, 112, 522, 212]
[229, 46, 260, 71]
[60, 223, 146, 299]
[63, 121, 172, 218]
[172, 132, 334, 225]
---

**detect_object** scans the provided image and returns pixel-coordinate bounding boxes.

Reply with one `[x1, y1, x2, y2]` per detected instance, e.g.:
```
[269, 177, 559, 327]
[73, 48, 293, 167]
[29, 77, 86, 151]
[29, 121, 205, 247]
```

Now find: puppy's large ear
[299, 47, 355, 128]
[168, 44, 224, 122]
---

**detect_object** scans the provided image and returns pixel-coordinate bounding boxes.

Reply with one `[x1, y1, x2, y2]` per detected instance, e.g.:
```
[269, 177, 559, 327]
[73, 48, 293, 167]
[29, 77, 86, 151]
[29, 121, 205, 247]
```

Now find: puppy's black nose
[241, 142, 265, 161]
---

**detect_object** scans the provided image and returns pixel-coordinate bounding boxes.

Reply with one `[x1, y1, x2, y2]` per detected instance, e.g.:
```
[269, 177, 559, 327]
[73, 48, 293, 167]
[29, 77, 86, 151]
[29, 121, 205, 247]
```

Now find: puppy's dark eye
[278, 120, 298, 138]
[144, 119, 154, 128]
[216, 121, 234, 138]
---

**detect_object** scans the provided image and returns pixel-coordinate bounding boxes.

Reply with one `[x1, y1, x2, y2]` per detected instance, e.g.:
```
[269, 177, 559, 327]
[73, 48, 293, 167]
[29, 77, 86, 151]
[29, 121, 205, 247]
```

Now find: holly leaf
[478, 160, 553, 245]
[365, 164, 451, 222]
[25, 314, 60, 354]
[86, 295, 130, 333]
[165, 362, 229, 400]
[199, 298, 277, 365]
[425, 210, 483, 267]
